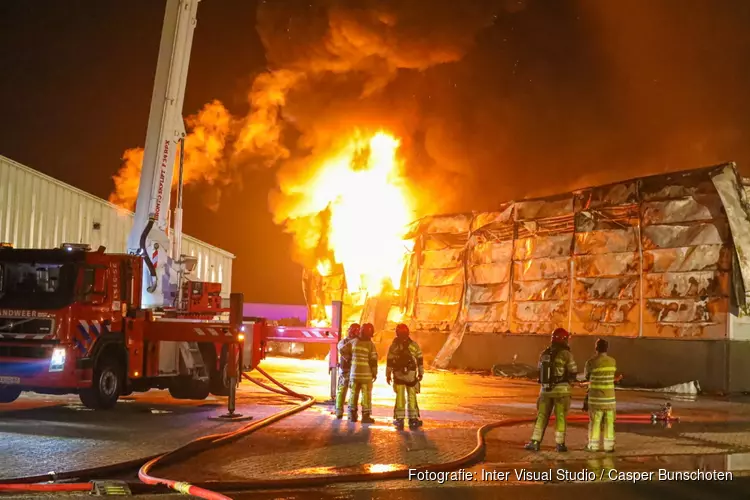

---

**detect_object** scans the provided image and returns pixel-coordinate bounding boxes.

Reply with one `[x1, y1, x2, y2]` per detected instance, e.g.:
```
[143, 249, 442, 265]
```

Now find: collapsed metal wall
[404, 215, 470, 331]
[411, 165, 737, 341]
[303, 266, 367, 327]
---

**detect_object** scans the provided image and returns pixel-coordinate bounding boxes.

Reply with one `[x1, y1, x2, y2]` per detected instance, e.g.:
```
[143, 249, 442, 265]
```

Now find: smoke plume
[109, 100, 233, 210]
[110, 0, 750, 262]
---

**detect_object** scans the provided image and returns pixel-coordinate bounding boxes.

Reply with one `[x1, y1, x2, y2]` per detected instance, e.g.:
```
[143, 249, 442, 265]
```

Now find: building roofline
[1, 154, 236, 259]
[411, 161, 737, 223]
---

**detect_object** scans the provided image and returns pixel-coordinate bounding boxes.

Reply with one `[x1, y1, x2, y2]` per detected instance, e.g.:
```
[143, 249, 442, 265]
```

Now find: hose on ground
[0, 367, 680, 497]
[0, 455, 162, 485]
[140, 369, 678, 494]
[0, 367, 312, 497]
[136, 367, 316, 499]
[172, 414, 677, 493]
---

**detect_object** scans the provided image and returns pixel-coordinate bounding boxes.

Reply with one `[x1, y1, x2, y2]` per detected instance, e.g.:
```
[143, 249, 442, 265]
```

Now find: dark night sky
[0, 0, 295, 302]
[1, 0, 750, 304]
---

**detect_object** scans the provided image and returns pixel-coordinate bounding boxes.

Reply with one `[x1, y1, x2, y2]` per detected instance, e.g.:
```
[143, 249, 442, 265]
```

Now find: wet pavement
[2, 356, 750, 498]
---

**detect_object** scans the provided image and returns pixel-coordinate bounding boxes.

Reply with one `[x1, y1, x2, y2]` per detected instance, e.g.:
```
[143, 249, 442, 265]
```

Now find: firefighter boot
[408, 418, 423, 429]
[556, 443, 568, 452]
[361, 414, 375, 424]
[349, 412, 358, 422]
[393, 419, 405, 430]
[524, 440, 540, 451]
[335, 412, 344, 419]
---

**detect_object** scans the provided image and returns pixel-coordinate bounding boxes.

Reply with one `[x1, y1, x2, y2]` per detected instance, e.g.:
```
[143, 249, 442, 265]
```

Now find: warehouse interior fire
[305, 162, 750, 394]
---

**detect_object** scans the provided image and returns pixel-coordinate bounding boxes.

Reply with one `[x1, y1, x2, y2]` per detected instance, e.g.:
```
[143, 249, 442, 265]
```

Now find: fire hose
[0, 369, 680, 498]
[0, 367, 315, 498]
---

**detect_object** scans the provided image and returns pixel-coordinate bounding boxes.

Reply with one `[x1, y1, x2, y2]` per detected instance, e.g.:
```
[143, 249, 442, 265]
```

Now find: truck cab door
[78, 265, 108, 305]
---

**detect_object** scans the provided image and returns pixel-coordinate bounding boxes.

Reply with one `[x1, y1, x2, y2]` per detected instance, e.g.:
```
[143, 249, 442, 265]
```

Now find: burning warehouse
[306, 162, 750, 393]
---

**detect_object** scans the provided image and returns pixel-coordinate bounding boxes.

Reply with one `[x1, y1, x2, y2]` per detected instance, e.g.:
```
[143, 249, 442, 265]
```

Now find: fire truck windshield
[0, 261, 77, 309]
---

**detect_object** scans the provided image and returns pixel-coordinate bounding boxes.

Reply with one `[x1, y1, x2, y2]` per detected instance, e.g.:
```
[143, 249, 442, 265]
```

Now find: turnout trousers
[348, 381, 373, 417]
[335, 372, 350, 416]
[393, 383, 420, 420]
[587, 409, 615, 451]
[531, 394, 570, 445]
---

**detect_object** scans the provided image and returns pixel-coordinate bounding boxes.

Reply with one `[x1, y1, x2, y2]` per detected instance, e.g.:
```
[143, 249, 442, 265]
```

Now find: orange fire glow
[109, 100, 232, 210]
[303, 131, 414, 328]
[308, 131, 414, 295]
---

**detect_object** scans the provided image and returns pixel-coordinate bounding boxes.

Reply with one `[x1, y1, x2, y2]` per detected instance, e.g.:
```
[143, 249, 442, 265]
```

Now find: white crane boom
[126, 0, 200, 309]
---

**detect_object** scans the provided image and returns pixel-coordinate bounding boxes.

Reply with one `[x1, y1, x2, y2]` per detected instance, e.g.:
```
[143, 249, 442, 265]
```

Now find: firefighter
[386, 323, 424, 430]
[524, 327, 578, 452]
[335, 323, 360, 419]
[584, 339, 617, 452]
[347, 322, 378, 424]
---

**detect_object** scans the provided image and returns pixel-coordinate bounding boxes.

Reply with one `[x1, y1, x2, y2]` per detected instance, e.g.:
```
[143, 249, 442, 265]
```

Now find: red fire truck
[0, 0, 260, 410]
[0, 244, 260, 409]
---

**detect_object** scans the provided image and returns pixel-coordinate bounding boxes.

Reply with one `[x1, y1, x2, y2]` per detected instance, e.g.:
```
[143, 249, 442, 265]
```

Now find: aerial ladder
[126, 0, 198, 310]
[126, 0, 343, 401]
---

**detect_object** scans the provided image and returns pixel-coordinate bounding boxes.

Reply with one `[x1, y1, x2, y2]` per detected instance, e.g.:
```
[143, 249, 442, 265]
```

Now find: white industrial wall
[0, 155, 234, 297]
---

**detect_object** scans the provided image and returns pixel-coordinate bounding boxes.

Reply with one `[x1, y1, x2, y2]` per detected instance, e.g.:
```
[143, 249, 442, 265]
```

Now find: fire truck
[0, 0, 262, 409]
[0, 245, 259, 409]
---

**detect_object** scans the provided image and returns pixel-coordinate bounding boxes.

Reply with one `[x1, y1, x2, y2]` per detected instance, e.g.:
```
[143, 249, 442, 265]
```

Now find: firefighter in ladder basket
[335, 323, 360, 419]
[386, 323, 424, 430]
[525, 327, 578, 452]
[346, 322, 378, 424]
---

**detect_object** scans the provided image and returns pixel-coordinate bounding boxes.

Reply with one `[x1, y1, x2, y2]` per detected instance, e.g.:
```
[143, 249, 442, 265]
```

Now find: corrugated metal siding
[571, 183, 641, 337]
[638, 174, 730, 338]
[0, 155, 234, 297]
[305, 163, 745, 339]
[411, 214, 469, 331]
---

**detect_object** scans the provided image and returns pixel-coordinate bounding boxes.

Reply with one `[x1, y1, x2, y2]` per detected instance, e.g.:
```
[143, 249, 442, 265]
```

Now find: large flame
[307, 131, 414, 296]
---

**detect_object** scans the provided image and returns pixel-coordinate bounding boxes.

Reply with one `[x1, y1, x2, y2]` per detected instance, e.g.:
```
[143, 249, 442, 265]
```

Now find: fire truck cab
[0, 244, 245, 409]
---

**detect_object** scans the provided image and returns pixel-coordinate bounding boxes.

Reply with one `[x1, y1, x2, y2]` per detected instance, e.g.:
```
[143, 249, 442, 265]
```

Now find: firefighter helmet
[360, 323, 375, 340]
[347, 323, 361, 338]
[551, 327, 570, 344]
[395, 323, 410, 339]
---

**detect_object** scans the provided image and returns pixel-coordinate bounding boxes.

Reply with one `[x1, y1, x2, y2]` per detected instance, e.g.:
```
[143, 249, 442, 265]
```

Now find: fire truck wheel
[169, 377, 210, 400]
[189, 379, 211, 400]
[0, 386, 21, 403]
[199, 343, 230, 397]
[79, 356, 123, 410]
[209, 361, 231, 397]
[168, 381, 190, 400]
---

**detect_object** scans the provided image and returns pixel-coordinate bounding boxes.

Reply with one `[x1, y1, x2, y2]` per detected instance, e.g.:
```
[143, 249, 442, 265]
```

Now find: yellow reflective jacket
[584, 353, 617, 410]
[348, 338, 378, 383]
[337, 337, 356, 374]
